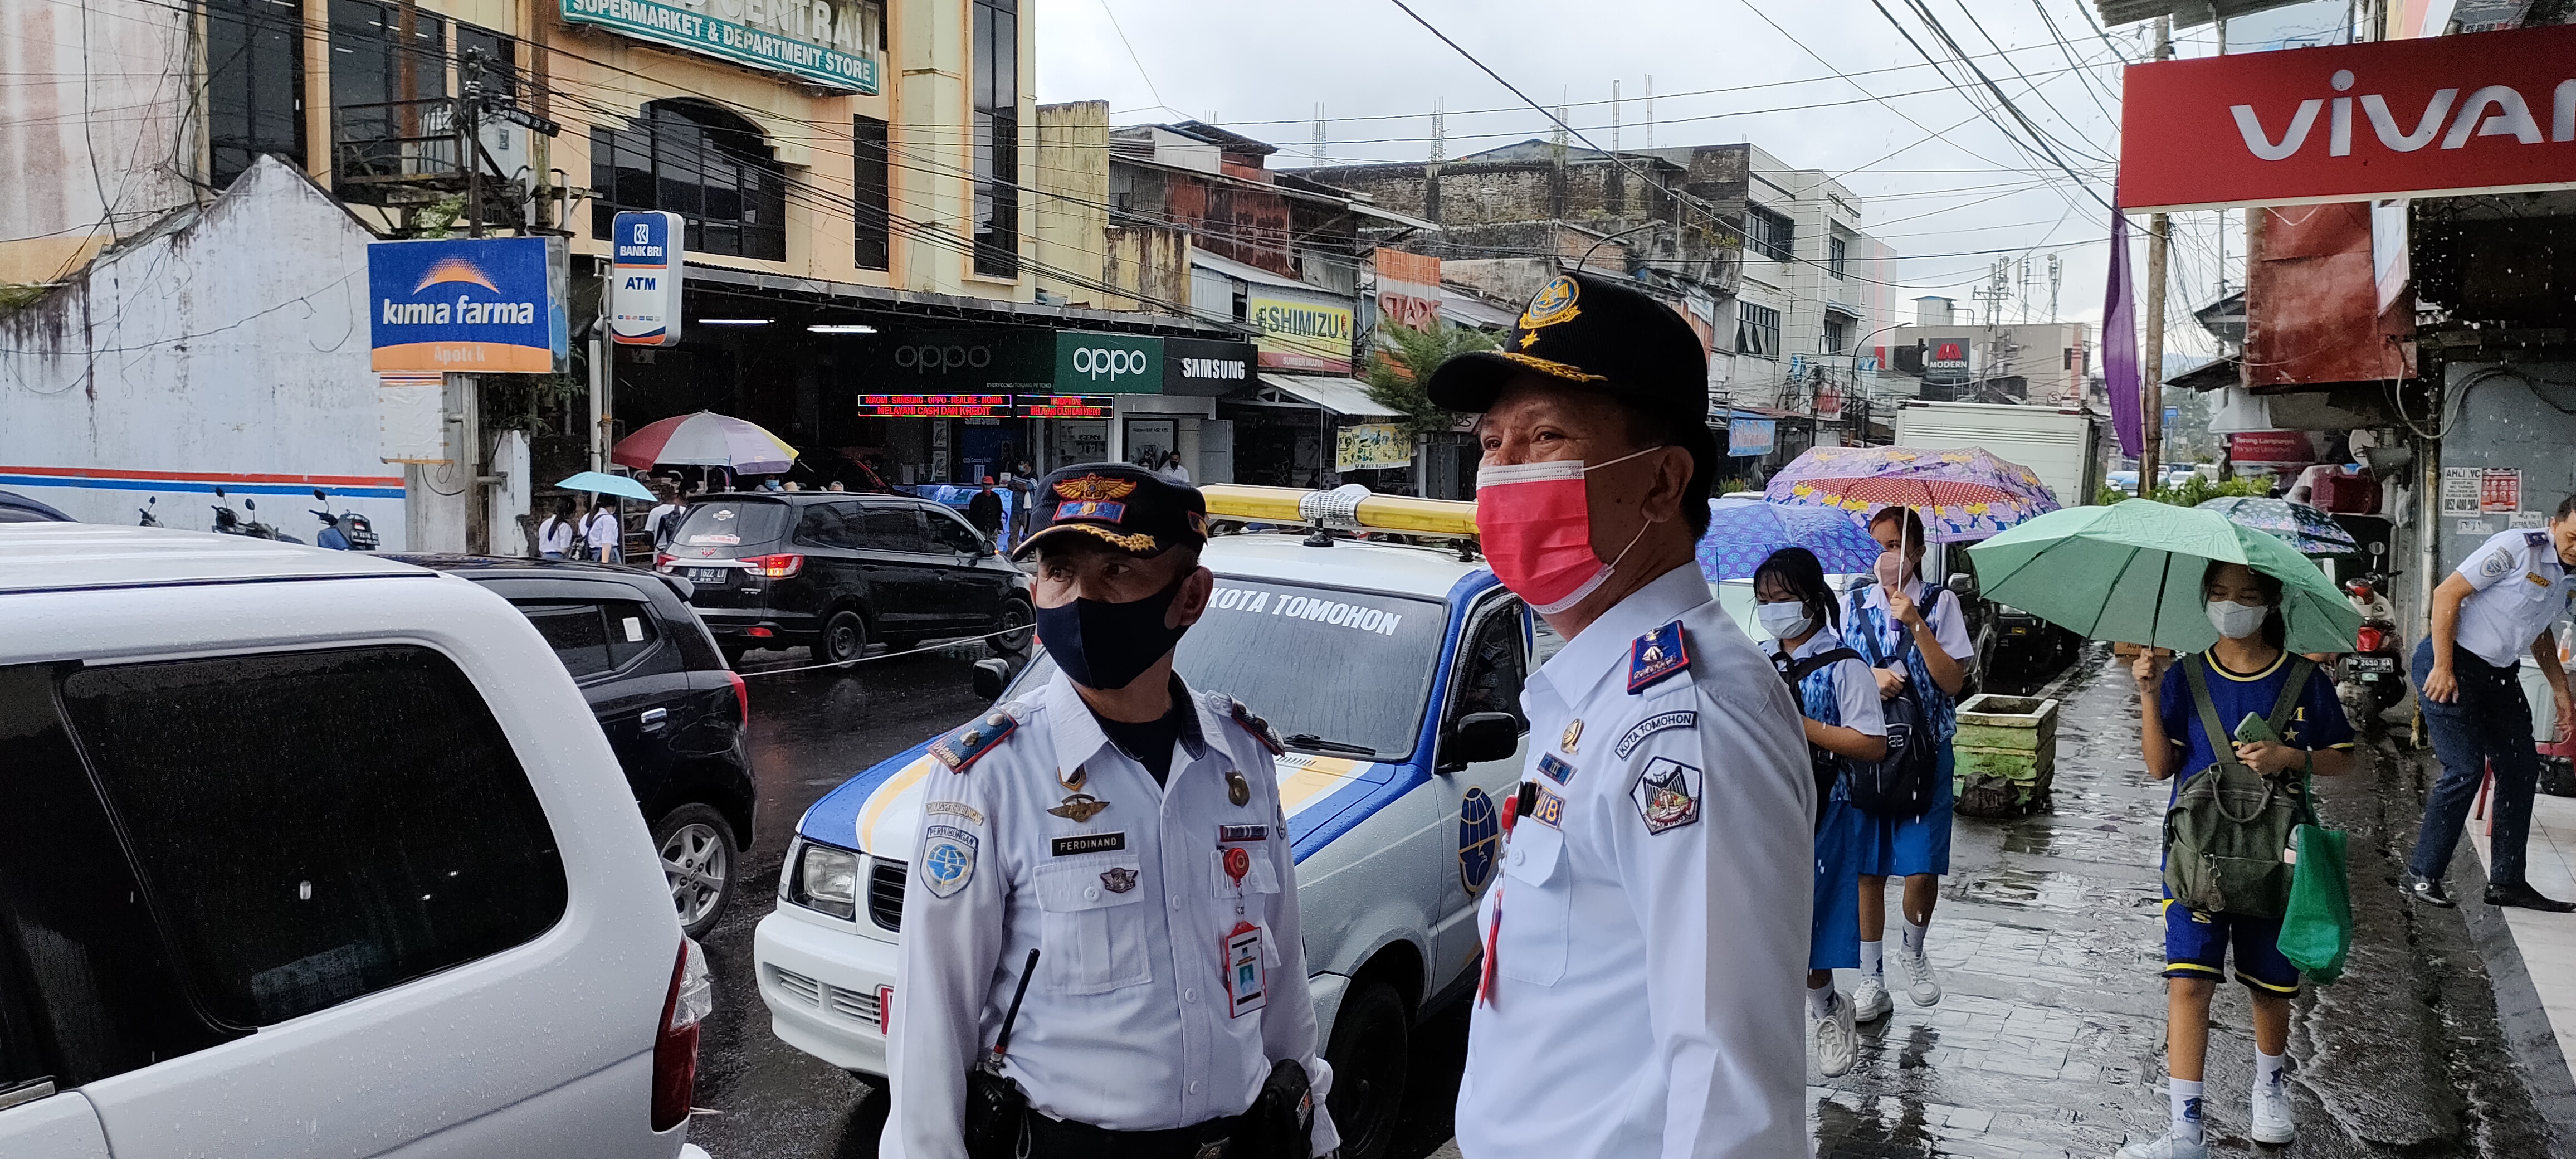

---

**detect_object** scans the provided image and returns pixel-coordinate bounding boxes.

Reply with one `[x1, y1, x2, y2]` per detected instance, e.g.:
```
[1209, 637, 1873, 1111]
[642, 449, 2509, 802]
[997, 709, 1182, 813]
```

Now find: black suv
[656, 491, 1034, 664]
[389, 556, 755, 939]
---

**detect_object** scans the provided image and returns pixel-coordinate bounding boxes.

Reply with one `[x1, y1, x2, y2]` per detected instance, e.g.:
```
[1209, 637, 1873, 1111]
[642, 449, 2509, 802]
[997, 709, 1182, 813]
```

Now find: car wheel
[652, 803, 736, 940]
[994, 596, 1034, 655]
[821, 608, 869, 665]
[1324, 980, 1409, 1159]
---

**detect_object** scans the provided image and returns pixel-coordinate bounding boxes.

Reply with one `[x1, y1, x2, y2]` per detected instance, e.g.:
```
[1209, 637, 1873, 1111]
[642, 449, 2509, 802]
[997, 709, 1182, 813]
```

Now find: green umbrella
[1968, 499, 2360, 655]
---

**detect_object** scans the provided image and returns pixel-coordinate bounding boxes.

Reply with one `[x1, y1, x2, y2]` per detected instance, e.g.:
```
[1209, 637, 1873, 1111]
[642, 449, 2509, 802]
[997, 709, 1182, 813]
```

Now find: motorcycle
[309, 488, 379, 551]
[2336, 572, 2404, 732]
[209, 486, 300, 543]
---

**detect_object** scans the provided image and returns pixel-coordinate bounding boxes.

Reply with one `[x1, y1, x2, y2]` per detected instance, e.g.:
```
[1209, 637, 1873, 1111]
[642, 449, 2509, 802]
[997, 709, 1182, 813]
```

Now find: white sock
[2256, 1049, 2286, 1093]
[2169, 1078, 2205, 1142]
[1902, 917, 1929, 954]
[1806, 982, 1835, 1020]
[1860, 939, 1885, 978]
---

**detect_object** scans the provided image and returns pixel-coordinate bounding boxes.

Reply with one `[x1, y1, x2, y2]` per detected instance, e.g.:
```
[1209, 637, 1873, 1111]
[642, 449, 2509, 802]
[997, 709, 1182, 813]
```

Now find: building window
[1744, 206, 1794, 262]
[1823, 316, 1848, 356]
[1828, 234, 1848, 280]
[972, 0, 1019, 278]
[1736, 302, 1781, 359]
[853, 115, 890, 271]
[591, 101, 788, 262]
[454, 25, 519, 106]
[328, 0, 446, 184]
[206, 0, 305, 188]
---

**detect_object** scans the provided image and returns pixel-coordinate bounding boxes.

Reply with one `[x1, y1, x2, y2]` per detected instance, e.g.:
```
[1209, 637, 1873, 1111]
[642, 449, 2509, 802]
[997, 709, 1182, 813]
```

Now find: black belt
[1022, 1110, 1243, 1159]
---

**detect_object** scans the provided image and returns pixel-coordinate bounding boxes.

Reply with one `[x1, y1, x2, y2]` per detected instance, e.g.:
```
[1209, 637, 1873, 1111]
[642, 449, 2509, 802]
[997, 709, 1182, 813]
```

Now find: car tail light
[739, 553, 803, 578]
[748, 626, 774, 639]
[650, 938, 714, 1133]
[725, 668, 748, 728]
[656, 553, 677, 573]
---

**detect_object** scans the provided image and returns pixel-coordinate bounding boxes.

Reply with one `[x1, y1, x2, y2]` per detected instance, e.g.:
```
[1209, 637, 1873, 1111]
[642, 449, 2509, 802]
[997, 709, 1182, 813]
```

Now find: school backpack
[1777, 646, 1865, 829]
[2164, 654, 2315, 919]
[1846, 588, 1944, 819]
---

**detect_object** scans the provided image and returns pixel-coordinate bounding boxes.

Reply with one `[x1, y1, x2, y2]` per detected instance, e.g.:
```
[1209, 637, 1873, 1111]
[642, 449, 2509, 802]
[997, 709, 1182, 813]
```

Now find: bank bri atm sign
[367, 237, 568, 374]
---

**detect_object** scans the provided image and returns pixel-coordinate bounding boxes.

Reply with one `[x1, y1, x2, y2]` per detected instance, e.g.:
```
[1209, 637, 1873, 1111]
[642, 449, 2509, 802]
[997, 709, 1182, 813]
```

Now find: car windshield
[671, 499, 788, 553]
[1014, 578, 1447, 762]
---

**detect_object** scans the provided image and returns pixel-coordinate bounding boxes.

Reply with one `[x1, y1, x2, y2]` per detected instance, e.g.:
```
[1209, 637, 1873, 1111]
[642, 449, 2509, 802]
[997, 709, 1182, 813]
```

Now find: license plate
[686, 568, 730, 585]
[2353, 656, 2396, 672]
[2008, 626, 2031, 636]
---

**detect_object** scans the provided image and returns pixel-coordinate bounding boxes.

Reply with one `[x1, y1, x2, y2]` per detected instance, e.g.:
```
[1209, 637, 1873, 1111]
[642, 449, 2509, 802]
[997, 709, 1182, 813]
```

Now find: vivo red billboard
[2120, 23, 2576, 212]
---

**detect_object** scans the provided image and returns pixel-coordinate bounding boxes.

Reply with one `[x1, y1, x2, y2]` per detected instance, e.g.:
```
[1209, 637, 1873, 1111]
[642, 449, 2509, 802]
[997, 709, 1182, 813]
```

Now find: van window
[925, 505, 985, 553]
[794, 501, 863, 550]
[858, 507, 928, 553]
[603, 600, 661, 669]
[523, 601, 613, 678]
[673, 499, 788, 548]
[57, 646, 569, 1028]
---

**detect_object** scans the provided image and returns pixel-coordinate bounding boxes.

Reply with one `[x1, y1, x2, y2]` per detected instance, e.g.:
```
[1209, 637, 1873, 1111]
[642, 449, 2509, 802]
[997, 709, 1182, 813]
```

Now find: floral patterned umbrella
[2197, 496, 2359, 557]
[1764, 445, 2062, 543]
[1695, 499, 1888, 581]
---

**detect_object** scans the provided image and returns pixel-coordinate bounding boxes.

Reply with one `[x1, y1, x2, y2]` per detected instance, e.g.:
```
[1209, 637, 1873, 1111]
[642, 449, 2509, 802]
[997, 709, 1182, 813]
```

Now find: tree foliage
[1363, 319, 1500, 439]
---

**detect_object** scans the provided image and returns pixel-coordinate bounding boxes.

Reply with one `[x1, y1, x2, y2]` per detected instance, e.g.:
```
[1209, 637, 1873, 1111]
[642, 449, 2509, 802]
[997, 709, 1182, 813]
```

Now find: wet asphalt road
[688, 639, 2553, 1159]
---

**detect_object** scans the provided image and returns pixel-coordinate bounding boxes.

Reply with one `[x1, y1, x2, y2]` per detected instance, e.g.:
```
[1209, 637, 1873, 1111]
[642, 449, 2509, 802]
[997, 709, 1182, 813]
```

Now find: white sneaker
[1851, 975, 1894, 1022]
[1811, 991, 1858, 1077]
[2251, 1075, 2296, 1144]
[1899, 943, 1943, 1006]
[2114, 1129, 2209, 1159]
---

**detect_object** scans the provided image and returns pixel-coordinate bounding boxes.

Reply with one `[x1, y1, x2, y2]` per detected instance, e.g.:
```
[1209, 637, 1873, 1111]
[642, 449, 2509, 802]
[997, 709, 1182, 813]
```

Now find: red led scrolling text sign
[857, 394, 1011, 417]
[1018, 396, 1114, 418]
[2118, 22, 2576, 212]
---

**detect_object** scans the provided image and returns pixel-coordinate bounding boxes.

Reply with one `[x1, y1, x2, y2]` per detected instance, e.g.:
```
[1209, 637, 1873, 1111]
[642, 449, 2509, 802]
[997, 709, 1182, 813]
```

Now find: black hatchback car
[389, 556, 755, 939]
[655, 491, 1034, 664]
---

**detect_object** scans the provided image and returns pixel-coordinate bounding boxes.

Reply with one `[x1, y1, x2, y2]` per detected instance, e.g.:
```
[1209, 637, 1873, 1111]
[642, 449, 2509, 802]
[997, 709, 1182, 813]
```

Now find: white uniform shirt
[1850, 579, 1976, 663]
[2452, 528, 2576, 668]
[582, 509, 621, 556]
[886, 671, 1338, 1159]
[1784, 627, 1886, 737]
[536, 517, 573, 556]
[1457, 563, 1816, 1159]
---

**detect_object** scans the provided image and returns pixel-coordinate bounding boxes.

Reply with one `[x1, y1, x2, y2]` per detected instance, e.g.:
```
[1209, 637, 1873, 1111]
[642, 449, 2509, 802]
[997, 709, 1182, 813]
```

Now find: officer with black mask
[886, 463, 1337, 1159]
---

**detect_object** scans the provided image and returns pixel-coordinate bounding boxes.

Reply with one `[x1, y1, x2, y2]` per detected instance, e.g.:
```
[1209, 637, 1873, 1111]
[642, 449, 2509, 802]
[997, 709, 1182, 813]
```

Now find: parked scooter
[309, 488, 379, 550]
[2336, 571, 2404, 732]
[209, 486, 300, 543]
[137, 495, 160, 527]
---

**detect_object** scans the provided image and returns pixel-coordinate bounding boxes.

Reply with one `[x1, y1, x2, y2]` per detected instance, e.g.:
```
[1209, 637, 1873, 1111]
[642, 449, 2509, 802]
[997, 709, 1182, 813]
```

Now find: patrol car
[751, 486, 1529, 1159]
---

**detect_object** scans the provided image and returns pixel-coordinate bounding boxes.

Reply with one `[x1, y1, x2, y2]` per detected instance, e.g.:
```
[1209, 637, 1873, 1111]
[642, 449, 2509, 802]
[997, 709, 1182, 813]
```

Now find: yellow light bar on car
[1199, 484, 1480, 538]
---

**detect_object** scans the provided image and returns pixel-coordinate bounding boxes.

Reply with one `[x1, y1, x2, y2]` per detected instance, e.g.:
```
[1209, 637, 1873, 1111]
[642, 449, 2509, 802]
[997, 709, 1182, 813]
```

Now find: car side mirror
[1440, 711, 1520, 770]
[972, 658, 1011, 702]
[1946, 573, 1975, 598]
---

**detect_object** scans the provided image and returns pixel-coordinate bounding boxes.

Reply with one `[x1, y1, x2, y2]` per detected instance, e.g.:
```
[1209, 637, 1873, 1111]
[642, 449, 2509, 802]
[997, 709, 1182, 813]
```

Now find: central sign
[2120, 22, 2576, 212]
[560, 0, 880, 94]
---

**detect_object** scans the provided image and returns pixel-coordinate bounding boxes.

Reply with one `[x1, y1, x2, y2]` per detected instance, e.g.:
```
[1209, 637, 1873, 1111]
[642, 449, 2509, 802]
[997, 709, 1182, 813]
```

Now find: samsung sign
[1163, 336, 1257, 397]
[368, 237, 568, 374]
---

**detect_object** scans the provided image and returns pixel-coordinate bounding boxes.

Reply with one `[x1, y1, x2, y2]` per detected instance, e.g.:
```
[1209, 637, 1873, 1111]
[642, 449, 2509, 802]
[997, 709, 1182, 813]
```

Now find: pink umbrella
[613, 411, 797, 475]
[1764, 445, 2060, 543]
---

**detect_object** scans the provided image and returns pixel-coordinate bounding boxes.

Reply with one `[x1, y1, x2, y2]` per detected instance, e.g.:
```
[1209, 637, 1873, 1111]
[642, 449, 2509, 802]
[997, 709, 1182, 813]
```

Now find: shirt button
[1188, 1081, 1201, 1094]
[1084, 886, 1101, 901]
[1184, 987, 1197, 1002]
[1169, 896, 1182, 911]
[1510, 849, 1524, 867]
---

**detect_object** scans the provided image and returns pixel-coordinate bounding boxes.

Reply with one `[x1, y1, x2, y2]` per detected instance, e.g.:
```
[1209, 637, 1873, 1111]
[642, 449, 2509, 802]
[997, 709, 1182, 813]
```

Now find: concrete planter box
[1953, 693, 2060, 817]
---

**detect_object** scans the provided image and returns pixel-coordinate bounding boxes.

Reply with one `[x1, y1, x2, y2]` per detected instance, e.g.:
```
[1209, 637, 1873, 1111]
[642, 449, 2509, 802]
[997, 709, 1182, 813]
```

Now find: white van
[0, 524, 711, 1159]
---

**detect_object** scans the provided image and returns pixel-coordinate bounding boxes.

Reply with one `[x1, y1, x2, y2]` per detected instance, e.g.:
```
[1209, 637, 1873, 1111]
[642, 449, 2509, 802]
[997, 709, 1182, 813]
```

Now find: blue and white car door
[1432, 593, 1531, 983]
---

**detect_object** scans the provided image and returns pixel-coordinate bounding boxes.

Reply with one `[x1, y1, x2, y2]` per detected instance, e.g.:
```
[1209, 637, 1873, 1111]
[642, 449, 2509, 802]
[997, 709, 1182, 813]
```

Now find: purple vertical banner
[2102, 208, 2143, 458]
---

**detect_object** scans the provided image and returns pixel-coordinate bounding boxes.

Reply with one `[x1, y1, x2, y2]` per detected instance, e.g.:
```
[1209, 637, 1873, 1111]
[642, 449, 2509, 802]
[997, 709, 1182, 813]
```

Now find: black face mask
[1035, 573, 1192, 691]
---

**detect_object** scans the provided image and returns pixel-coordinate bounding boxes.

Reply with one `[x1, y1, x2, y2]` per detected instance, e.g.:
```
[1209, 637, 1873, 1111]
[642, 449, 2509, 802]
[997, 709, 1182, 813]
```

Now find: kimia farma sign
[2119, 22, 2576, 212]
[367, 237, 568, 373]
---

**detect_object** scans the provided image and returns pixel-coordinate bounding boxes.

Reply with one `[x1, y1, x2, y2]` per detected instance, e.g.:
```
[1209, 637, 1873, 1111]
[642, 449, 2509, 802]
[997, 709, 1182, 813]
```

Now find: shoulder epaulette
[1627, 619, 1692, 694]
[929, 708, 1019, 773]
[2529, 530, 2552, 548]
[1226, 697, 1285, 756]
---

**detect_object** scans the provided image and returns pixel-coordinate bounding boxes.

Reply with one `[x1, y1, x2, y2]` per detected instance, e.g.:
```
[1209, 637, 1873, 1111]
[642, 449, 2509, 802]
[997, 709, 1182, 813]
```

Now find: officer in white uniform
[887, 464, 1338, 1159]
[1426, 271, 1817, 1158]
[2405, 502, 2576, 911]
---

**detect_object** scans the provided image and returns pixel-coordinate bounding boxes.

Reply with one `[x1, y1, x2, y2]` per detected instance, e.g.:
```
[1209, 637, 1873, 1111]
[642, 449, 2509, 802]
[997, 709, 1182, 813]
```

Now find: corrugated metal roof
[2096, 0, 2312, 29]
[1261, 374, 1403, 418]
[1189, 249, 1316, 292]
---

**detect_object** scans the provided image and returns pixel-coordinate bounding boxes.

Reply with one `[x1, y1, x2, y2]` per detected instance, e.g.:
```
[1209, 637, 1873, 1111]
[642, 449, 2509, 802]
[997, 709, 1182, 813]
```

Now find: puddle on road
[1956, 865, 2091, 912]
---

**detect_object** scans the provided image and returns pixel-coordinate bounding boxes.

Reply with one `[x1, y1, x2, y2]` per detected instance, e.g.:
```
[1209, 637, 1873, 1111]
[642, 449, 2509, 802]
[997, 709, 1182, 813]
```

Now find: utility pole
[2139, 15, 2173, 492]
[1612, 80, 1622, 154]
[461, 47, 484, 238]
[1644, 75, 1655, 149]
[1310, 103, 1326, 167]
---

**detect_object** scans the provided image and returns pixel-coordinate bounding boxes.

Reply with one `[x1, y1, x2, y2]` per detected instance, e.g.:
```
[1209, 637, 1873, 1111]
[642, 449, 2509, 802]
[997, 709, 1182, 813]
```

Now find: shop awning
[1257, 374, 1403, 418]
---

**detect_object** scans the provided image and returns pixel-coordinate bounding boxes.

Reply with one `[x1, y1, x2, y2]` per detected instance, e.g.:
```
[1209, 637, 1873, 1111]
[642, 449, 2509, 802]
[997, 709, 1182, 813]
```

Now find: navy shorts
[2163, 900, 2299, 994]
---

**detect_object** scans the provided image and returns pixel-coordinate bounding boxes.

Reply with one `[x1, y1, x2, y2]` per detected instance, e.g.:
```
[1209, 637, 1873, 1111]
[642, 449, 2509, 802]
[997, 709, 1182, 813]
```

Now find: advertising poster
[1335, 423, 1410, 473]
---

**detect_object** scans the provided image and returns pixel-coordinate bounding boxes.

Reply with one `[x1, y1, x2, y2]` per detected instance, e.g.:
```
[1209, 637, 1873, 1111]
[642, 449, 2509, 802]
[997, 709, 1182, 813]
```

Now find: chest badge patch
[1100, 866, 1139, 894]
[921, 825, 979, 898]
[1537, 752, 1577, 785]
[1227, 768, 1253, 807]
[1048, 793, 1111, 823]
[1529, 785, 1567, 829]
[1631, 756, 1704, 835]
[1560, 718, 1583, 754]
[1058, 766, 1087, 792]
[1628, 621, 1692, 694]
[1458, 787, 1500, 894]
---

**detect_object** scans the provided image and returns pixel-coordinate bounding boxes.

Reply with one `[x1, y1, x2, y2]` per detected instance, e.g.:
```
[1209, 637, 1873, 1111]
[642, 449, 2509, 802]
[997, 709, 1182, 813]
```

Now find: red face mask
[1476, 447, 1658, 613]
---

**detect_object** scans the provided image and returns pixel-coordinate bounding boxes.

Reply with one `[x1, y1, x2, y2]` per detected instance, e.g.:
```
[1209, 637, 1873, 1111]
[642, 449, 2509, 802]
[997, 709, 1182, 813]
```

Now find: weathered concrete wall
[0, 0, 197, 285]
[1101, 225, 1192, 315]
[0, 157, 406, 544]
[1033, 100, 1111, 308]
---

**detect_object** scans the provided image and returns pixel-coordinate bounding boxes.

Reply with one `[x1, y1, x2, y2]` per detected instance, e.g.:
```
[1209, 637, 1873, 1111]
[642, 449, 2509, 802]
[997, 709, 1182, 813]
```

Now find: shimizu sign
[561, 0, 880, 94]
[2120, 22, 2576, 212]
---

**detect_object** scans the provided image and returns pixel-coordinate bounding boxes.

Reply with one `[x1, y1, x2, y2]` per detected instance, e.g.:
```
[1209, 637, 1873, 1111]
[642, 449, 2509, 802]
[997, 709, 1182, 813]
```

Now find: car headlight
[788, 839, 861, 920]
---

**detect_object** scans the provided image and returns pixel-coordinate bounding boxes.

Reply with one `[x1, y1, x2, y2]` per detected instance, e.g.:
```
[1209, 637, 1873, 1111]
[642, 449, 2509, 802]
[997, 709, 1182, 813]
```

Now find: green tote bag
[2276, 774, 2353, 984]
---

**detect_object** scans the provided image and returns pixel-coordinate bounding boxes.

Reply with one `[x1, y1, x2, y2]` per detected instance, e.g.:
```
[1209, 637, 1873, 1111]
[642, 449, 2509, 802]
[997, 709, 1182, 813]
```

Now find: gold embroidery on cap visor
[1022, 522, 1162, 554]
[1496, 350, 1608, 383]
[1052, 474, 1140, 501]
[1518, 275, 1581, 329]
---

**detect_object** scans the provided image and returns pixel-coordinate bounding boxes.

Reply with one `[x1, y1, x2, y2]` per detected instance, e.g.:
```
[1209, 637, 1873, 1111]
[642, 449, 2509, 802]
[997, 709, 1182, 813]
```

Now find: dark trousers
[1021, 1111, 1240, 1159]
[2409, 637, 2541, 885]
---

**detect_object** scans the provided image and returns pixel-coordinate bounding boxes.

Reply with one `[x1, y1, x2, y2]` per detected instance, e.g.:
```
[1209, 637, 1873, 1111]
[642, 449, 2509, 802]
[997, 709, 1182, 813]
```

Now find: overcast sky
[1036, 0, 2354, 369]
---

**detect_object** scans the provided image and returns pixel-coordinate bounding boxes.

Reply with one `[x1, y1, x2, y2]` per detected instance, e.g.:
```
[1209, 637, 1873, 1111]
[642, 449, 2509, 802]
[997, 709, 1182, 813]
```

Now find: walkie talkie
[963, 948, 1040, 1159]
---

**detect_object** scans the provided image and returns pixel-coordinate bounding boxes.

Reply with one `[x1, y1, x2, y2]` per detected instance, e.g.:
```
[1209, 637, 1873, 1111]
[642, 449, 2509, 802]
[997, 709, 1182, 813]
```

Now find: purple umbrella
[1696, 500, 1888, 581]
[1765, 445, 2061, 543]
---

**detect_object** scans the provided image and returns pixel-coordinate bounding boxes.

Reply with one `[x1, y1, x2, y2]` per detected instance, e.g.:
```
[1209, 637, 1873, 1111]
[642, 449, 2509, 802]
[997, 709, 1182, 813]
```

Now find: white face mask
[2206, 599, 2268, 640]
[1754, 601, 1814, 640]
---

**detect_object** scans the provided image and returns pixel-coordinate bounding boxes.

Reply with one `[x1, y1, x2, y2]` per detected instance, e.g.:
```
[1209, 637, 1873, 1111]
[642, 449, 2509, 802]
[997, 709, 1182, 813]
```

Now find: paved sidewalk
[2465, 772, 2576, 1147]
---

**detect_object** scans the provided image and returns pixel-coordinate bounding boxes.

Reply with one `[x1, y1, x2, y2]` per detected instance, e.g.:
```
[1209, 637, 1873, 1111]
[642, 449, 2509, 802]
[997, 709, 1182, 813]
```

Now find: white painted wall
[0, 158, 407, 547]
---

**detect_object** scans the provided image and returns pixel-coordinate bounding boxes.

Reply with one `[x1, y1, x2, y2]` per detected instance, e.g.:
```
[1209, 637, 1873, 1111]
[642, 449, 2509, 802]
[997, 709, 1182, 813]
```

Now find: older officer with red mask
[1431, 272, 1816, 1158]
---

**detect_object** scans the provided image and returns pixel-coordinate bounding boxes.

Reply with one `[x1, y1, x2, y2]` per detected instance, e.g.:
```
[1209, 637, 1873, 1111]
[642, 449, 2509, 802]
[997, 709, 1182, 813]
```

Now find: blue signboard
[611, 210, 684, 347]
[1728, 418, 1777, 457]
[368, 236, 567, 373]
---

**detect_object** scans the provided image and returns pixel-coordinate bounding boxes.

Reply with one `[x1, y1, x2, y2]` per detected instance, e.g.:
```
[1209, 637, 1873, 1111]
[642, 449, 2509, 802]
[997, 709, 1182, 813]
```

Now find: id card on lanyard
[1219, 843, 1265, 1017]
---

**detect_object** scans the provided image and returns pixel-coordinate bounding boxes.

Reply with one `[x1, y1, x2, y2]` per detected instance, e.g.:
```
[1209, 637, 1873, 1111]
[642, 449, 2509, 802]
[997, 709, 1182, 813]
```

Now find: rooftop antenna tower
[2047, 253, 2062, 322]
[1311, 103, 1326, 166]
[1612, 80, 1622, 153]
[1645, 75, 1655, 149]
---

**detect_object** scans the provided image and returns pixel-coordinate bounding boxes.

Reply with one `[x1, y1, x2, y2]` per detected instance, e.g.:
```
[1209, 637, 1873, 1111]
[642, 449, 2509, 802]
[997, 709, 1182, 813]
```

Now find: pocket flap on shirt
[1502, 822, 1564, 885]
[1208, 848, 1282, 897]
[1036, 859, 1147, 912]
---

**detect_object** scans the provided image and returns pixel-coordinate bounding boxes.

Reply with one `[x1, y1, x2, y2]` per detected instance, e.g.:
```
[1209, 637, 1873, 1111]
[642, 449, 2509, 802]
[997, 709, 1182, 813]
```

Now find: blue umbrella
[557, 471, 657, 503]
[1696, 498, 1887, 581]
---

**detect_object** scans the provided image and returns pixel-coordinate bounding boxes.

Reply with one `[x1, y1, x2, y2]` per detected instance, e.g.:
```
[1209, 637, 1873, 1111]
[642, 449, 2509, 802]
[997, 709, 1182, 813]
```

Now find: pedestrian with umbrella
[1968, 500, 2360, 1157]
[2197, 496, 2360, 558]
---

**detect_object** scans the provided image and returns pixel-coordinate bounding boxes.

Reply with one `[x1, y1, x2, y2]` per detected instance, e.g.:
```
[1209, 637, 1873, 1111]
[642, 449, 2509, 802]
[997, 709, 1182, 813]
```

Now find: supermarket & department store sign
[562, 0, 880, 94]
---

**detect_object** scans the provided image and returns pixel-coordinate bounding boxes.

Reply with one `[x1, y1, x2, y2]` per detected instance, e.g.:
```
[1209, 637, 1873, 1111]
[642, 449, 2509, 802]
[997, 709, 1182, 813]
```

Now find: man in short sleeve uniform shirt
[1427, 272, 1817, 1158]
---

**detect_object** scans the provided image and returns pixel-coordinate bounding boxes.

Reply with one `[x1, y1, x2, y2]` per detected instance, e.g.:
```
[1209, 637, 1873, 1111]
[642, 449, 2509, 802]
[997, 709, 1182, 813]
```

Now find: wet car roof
[0, 524, 428, 593]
